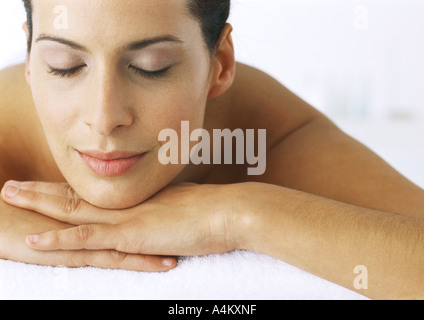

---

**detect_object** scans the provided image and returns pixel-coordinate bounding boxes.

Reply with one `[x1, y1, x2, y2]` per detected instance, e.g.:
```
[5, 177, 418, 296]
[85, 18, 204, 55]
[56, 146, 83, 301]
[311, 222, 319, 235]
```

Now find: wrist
[228, 182, 264, 251]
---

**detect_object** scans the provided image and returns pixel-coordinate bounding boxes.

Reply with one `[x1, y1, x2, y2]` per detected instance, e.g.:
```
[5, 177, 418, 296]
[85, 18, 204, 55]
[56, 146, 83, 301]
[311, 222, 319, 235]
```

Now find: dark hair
[22, 0, 230, 54]
[188, 0, 231, 54]
[22, 0, 33, 51]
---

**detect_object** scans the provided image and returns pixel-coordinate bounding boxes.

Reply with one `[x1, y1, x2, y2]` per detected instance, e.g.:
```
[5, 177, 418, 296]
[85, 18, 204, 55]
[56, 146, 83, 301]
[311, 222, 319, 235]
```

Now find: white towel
[0, 250, 368, 300]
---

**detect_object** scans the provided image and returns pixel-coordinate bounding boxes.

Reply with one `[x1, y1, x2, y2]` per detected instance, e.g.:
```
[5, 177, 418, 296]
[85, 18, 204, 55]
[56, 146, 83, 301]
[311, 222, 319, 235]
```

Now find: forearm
[235, 182, 424, 300]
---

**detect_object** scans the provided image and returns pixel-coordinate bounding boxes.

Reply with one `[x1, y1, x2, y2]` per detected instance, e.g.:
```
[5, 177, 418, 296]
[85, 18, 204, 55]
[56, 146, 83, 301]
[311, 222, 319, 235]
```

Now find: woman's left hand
[3, 181, 244, 262]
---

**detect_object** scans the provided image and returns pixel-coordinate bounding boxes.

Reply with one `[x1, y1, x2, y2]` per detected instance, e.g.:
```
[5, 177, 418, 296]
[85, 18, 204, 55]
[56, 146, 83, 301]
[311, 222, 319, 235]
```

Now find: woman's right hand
[0, 183, 174, 272]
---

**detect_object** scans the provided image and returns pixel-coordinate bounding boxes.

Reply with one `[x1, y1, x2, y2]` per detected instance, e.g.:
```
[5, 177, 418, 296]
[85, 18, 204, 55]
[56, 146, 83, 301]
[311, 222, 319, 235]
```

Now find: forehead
[31, 0, 198, 49]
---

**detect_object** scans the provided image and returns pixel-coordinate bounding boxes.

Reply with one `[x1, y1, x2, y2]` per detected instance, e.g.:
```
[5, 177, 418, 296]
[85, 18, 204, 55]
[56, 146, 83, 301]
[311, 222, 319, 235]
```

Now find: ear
[22, 22, 31, 85]
[207, 23, 236, 99]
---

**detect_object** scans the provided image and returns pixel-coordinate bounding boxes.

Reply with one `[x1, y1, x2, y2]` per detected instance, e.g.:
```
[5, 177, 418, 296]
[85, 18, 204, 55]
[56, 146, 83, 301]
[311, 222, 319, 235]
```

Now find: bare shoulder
[0, 64, 31, 104]
[0, 64, 34, 184]
[200, 63, 326, 183]
[0, 64, 36, 134]
[0, 64, 62, 184]
[221, 63, 323, 147]
[231, 64, 424, 217]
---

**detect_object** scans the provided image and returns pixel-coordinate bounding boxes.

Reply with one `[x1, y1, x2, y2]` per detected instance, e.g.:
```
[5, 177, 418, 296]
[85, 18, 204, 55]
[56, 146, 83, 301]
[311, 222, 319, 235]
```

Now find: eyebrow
[35, 34, 184, 52]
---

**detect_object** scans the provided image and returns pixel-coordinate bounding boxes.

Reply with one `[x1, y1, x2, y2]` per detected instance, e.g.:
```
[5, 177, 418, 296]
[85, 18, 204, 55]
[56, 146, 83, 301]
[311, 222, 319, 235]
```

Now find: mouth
[77, 150, 146, 178]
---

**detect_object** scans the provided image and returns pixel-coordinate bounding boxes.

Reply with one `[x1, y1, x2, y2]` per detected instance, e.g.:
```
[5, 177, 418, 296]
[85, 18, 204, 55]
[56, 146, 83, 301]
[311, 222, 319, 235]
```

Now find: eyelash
[129, 66, 171, 79]
[47, 65, 171, 79]
[48, 66, 83, 78]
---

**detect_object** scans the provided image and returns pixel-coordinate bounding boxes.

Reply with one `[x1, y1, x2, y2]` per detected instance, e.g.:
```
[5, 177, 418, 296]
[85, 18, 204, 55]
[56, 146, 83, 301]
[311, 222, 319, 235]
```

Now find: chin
[71, 180, 155, 210]
[61, 155, 184, 210]
[85, 194, 145, 210]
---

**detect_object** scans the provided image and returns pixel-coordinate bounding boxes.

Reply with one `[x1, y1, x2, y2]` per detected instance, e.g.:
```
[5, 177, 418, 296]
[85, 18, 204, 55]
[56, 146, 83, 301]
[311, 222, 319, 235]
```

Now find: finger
[30, 250, 176, 272]
[26, 224, 120, 251]
[81, 250, 177, 272]
[2, 187, 109, 225]
[26, 225, 177, 271]
[4, 180, 81, 199]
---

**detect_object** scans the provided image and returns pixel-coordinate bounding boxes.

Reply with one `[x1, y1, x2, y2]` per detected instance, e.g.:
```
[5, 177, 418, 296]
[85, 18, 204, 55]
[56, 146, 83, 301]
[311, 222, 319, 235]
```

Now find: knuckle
[61, 184, 79, 199]
[63, 197, 82, 216]
[116, 224, 143, 254]
[65, 252, 88, 268]
[110, 250, 129, 265]
[75, 225, 94, 242]
[48, 230, 61, 247]
[21, 181, 37, 190]
[25, 189, 39, 202]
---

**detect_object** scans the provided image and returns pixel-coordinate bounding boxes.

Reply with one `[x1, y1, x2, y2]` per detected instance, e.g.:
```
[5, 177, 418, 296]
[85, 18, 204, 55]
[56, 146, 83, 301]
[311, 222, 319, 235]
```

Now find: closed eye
[129, 65, 171, 79]
[47, 65, 85, 78]
[47, 65, 171, 79]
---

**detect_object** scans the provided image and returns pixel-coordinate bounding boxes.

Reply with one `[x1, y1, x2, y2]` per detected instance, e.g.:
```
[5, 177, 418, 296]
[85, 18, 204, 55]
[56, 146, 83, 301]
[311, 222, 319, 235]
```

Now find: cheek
[29, 62, 83, 139]
[144, 66, 211, 137]
[36, 96, 77, 130]
[30, 85, 80, 167]
[33, 91, 77, 141]
[151, 94, 206, 131]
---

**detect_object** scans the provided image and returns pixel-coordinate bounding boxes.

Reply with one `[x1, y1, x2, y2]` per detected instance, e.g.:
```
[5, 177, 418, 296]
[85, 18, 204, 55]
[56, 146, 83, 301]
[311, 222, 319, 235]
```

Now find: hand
[1, 181, 243, 264]
[1, 181, 177, 271]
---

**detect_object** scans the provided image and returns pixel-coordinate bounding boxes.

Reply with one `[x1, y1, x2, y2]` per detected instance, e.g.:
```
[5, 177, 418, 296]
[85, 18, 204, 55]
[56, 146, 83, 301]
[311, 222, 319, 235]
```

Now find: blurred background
[1, 0, 423, 188]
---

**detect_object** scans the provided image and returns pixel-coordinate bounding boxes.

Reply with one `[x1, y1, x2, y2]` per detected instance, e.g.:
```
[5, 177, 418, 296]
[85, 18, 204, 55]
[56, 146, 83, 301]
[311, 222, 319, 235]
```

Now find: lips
[77, 150, 146, 177]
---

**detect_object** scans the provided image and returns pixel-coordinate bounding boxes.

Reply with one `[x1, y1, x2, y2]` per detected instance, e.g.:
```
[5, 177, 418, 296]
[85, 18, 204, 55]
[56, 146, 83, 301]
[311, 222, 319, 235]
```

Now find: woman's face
[27, 0, 213, 209]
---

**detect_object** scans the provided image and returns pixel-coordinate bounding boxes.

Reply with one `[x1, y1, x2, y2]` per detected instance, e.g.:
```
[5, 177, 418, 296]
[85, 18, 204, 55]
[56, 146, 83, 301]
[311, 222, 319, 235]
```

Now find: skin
[25, 0, 222, 210]
[1, 0, 424, 299]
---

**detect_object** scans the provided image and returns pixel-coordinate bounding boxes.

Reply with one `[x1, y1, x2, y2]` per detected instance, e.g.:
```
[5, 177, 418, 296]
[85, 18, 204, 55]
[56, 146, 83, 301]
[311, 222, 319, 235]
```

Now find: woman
[1, 0, 423, 300]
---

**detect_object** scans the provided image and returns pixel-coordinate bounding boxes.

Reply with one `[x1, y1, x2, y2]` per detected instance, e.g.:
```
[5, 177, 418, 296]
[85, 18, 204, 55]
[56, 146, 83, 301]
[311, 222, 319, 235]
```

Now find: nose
[84, 66, 134, 136]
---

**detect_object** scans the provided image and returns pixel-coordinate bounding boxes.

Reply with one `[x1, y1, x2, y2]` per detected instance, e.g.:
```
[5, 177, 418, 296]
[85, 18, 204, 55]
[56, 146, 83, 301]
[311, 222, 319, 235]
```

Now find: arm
[236, 182, 424, 300]
[241, 110, 424, 299]
[220, 67, 424, 298]
[13, 179, 424, 299]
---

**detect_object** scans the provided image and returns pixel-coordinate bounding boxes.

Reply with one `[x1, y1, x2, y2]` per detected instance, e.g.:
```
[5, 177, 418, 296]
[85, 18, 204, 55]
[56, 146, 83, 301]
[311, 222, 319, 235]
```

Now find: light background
[1, 0, 423, 188]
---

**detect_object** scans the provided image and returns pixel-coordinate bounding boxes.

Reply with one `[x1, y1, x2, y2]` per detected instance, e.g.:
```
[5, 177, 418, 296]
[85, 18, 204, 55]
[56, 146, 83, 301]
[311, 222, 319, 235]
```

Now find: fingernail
[162, 258, 174, 267]
[5, 185, 20, 198]
[28, 234, 40, 244]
